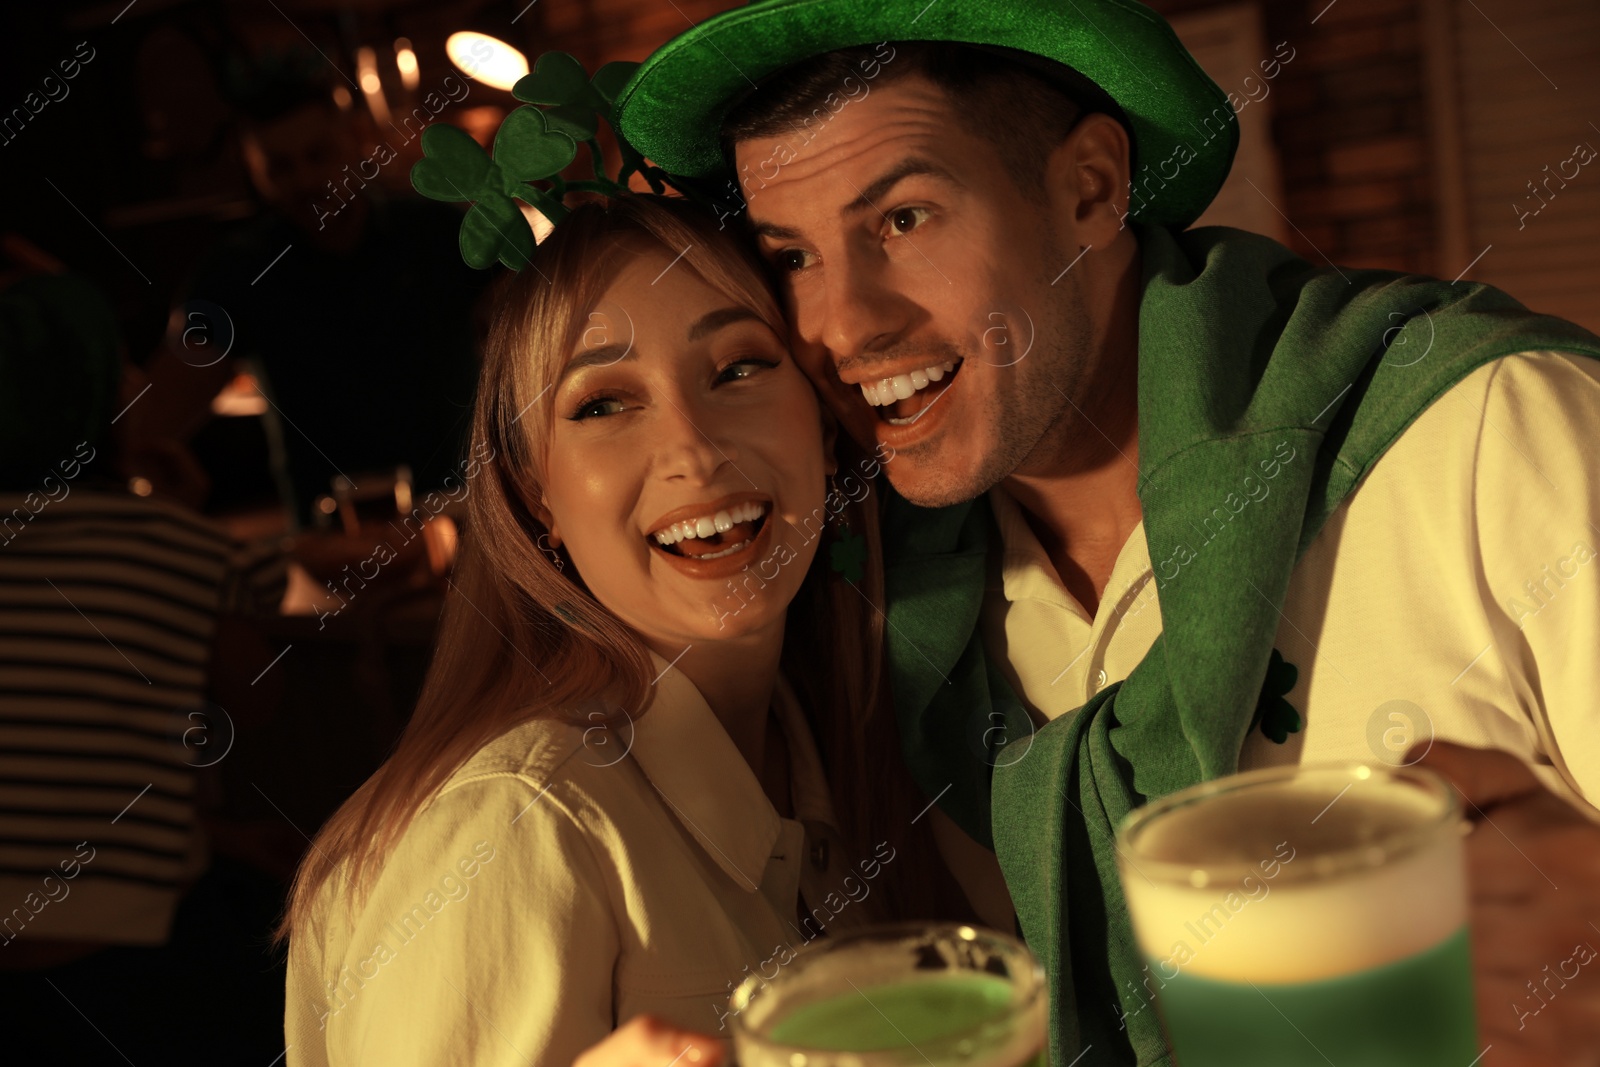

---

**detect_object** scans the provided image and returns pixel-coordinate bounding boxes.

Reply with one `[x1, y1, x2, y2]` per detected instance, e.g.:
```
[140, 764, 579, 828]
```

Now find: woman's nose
[654, 394, 736, 483]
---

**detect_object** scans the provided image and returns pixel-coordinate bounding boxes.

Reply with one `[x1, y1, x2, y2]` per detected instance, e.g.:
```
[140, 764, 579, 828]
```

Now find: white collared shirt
[962, 351, 1600, 925]
[286, 655, 877, 1067]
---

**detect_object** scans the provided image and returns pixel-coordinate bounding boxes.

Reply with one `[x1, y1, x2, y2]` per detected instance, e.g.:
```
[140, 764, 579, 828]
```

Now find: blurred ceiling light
[394, 37, 420, 91]
[446, 31, 528, 92]
[355, 45, 391, 125]
[331, 84, 352, 110]
[212, 371, 268, 417]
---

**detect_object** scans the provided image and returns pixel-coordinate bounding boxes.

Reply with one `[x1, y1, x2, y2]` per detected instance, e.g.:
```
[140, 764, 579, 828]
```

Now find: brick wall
[1151, 0, 1438, 274]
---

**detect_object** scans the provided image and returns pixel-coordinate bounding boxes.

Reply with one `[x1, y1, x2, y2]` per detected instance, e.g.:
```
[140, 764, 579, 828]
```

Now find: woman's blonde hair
[278, 193, 967, 945]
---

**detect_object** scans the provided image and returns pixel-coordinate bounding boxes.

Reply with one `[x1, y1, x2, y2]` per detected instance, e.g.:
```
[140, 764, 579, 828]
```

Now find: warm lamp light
[394, 38, 421, 91]
[355, 45, 390, 125]
[445, 31, 528, 92]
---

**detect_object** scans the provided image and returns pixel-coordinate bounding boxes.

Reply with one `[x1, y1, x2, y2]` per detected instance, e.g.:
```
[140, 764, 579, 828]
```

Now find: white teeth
[857, 361, 960, 406]
[651, 501, 767, 545]
[695, 538, 753, 560]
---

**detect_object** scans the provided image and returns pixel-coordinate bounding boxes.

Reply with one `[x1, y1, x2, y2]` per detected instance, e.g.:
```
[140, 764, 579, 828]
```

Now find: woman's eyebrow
[559, 306, 763, 384]
[560, 343, 633, 382]
[687, 305, 763, 341]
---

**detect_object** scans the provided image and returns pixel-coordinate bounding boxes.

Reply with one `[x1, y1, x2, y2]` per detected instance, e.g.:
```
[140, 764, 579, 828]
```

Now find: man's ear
[1046, 112, 1133, 250]
[820, 406, 840, 476]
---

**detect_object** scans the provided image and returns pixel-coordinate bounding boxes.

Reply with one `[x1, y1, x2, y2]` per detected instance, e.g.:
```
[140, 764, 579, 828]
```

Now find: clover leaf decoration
[1249, 647, 1302, 744]
[410, 52, 691, 271]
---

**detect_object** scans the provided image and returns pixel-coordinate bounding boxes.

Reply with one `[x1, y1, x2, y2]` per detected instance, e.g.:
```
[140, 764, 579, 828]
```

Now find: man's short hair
[722, 41, 1129, 199]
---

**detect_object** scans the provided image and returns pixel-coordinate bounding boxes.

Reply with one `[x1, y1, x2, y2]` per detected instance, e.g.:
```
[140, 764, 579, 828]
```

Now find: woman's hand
[573, 1016, 726, 1067]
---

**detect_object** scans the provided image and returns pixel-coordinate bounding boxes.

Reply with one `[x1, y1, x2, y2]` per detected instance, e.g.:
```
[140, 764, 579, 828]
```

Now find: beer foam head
[1117, 765, 1467, 983]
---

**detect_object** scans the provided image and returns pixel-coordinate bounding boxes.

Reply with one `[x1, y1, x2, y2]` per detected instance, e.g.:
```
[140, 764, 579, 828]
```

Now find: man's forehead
[730, 80, 968, 222]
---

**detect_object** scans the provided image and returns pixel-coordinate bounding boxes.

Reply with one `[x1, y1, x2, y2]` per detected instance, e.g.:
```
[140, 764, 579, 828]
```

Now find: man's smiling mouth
[857, 359, 963, 425]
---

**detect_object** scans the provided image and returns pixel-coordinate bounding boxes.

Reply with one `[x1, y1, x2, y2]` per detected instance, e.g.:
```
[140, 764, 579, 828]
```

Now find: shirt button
[1093, 668, 1108, 690]
[810, 839, 830, 871]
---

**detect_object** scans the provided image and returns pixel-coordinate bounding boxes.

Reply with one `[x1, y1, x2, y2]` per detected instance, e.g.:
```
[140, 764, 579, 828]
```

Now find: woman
[280, 194, 968, 1066]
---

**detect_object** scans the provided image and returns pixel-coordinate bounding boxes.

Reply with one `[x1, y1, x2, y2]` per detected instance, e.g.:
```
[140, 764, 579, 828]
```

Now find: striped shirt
[0, 485, 282, 946]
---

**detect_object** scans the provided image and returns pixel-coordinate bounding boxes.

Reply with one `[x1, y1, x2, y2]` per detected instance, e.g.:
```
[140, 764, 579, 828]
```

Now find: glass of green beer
[728, 923, 1046, 1067]
[1115, 762, 1478, 1067]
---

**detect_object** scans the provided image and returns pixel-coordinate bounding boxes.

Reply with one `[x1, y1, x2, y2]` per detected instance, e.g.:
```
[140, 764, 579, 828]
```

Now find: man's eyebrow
[748, 158, 963, 242]
[751, 218, 803, 241]
[845, 157, 963, 216]
[687, 305, 763, 342]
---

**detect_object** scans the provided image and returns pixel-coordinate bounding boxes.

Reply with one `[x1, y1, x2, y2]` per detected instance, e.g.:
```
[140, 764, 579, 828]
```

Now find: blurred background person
[125, 58, 492, 534]
[0, 236, 287, 1062]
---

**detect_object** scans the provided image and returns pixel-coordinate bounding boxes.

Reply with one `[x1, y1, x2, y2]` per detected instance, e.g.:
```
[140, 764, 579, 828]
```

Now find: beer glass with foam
[1115, 763, 1478, 1066]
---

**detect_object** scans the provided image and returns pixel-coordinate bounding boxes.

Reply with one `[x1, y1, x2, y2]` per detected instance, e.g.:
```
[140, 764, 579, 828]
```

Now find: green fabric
[880, 223, 1600, 1066]
[409, 54, 673, 270]
[614, 0, 1237, 227]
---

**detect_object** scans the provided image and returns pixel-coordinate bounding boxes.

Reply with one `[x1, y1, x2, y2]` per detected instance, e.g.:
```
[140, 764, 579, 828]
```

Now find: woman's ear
[534, 497, 562, 547]
[820, 406, 840, 476]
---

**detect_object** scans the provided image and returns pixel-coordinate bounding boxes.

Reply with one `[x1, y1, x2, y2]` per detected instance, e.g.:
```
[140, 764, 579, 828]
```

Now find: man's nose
[814, 251, 912, 368]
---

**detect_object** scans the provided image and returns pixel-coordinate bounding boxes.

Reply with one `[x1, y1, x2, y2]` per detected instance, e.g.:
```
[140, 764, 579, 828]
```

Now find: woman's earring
[826, 476, 865, 585]
[536, 531, 565, 571]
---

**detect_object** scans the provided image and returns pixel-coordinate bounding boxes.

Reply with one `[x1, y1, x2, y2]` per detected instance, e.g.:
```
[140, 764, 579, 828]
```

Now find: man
[614, 4, 1600, 1065]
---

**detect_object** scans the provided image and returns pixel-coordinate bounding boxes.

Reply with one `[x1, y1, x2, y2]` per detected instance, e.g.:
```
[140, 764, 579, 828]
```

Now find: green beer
[730, 924, 1046, 1067]
[1117, 764, 1480, 1066]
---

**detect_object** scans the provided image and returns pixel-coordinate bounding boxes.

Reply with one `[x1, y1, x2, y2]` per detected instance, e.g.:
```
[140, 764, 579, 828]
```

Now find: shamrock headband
[409, 52, 703, 271]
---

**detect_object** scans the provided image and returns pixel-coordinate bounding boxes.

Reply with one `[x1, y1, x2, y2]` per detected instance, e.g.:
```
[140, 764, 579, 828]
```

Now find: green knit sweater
[880, 223, 1600, 1066]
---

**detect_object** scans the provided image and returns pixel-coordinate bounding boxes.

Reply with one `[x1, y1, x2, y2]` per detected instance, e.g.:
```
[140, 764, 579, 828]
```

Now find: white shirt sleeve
[293, 774, 620, 1067]
[1473, 351, 1600, 809]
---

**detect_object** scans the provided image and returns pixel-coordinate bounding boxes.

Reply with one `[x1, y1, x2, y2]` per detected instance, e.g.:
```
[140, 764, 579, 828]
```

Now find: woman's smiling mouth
[647, 497, 773, 570]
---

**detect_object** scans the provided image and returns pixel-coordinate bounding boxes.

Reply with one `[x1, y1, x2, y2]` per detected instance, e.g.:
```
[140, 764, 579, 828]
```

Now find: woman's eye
[887, 206, 930, 237]
[775, 248, 815, 273]
[717, 358, 778, 384]
[569, 396, 625, 420]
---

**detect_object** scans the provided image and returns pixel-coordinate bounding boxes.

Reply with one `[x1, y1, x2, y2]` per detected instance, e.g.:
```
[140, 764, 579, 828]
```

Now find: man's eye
[887, 206, 930, 237]
[775, 248, 815, 273]
[569, 396, 625, 420]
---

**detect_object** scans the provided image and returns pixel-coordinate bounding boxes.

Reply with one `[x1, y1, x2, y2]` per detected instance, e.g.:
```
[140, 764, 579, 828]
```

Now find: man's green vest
[880, 223, 1600, 1066]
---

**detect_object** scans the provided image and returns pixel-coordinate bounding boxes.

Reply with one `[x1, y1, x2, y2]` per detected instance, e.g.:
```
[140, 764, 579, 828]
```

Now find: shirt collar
[988, 485, 1156, 617]
[629, 651, 833, 893]
[988, 486, 1087, 618]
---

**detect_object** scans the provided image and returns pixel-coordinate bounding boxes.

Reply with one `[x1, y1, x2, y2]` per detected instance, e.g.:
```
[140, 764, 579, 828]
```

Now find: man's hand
[573, 1016, 725, 1067]
[1412, 741, 1600, 1066]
